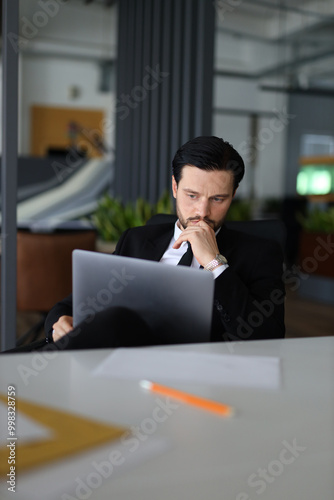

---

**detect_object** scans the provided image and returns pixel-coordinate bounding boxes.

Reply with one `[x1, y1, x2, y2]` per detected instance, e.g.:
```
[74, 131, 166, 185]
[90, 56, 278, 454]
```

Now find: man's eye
[213, 197, 223, 202]
[188, 194, 196, 199]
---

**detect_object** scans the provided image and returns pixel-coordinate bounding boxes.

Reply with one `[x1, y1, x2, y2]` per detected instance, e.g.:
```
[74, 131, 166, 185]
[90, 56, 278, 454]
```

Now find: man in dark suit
[46, 136, 285, 348]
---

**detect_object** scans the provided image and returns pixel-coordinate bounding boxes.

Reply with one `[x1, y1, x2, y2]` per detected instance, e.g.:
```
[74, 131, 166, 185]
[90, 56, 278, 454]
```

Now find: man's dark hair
[172, 136, 245, 192]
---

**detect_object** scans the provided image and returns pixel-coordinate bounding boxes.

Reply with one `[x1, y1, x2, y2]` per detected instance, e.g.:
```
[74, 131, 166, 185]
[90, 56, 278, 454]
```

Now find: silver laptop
[72, 249, 214, 343]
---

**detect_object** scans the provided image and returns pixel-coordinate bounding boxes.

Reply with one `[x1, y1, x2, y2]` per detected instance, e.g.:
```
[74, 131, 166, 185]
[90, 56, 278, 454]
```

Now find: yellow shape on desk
[0, 394, 126, 475]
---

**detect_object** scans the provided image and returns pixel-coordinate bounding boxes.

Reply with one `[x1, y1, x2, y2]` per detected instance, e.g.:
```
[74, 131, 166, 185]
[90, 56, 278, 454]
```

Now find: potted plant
[225, 199, 253, 221]
[91, 190, 174, 252]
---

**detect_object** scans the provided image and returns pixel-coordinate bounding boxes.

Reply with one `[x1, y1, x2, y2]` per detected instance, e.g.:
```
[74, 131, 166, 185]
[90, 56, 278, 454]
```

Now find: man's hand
[52, 315, 73, 342]
[173, 220, 220, 267]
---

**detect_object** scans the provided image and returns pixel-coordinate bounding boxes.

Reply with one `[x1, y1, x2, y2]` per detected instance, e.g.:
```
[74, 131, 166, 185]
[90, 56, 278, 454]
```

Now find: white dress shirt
[159, 221, 228, 279]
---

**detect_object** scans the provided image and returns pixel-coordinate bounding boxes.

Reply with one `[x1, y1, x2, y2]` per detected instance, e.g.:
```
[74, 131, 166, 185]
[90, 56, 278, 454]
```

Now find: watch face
[217, 254, 228, 265]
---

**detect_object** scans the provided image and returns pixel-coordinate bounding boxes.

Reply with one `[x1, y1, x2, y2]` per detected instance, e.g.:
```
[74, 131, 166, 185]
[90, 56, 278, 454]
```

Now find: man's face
[172, 165, 236, 232]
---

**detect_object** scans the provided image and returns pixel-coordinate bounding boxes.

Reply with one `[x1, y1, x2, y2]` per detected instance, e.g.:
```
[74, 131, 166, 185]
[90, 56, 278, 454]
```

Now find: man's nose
[196, 199, 210, 218]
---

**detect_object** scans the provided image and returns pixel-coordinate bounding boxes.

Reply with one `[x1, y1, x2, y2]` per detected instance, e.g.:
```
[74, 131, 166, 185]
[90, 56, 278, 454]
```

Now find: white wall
[18, 0, 117, 55]
[15, 0, 118, 155]
[19, 55, 115, 155]
[214, 28, 287, 75]
[213, 19, 292, 200]
[213, 76, 288, 199]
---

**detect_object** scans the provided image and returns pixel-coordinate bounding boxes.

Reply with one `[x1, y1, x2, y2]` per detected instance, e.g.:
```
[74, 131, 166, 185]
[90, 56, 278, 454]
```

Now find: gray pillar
[1, 0, 19, 351]
[115, 0, 215, 203]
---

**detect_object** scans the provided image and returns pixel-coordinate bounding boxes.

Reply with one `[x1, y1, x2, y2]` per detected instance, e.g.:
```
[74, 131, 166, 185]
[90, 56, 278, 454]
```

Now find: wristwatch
[204, 254, 228, 272]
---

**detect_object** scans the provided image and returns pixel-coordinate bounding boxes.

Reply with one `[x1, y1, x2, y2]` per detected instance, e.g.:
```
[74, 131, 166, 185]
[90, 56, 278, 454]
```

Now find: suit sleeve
[44, 293, 73, 341]
[211, 238, 285, 341]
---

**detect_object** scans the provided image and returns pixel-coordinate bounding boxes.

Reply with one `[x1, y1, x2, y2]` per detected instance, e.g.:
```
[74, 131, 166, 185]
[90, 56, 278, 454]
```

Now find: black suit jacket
[45, 222, 285, 342]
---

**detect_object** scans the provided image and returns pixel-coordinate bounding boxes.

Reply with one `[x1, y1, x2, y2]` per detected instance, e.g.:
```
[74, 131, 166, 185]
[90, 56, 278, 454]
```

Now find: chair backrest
[225, 219, 286, 250]
[146, 213, 286, 250]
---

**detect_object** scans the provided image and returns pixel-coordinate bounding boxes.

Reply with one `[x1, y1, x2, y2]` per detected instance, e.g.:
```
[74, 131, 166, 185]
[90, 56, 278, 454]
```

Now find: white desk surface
[0, 336, 333, 500]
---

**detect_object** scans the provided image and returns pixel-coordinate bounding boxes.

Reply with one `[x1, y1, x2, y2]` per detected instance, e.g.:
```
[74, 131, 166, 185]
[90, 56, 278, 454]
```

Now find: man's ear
[172, 176, 178, 199]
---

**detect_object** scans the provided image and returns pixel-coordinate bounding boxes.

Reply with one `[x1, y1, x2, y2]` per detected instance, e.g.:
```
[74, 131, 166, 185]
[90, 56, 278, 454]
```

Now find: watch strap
[204, 254, 228, 272]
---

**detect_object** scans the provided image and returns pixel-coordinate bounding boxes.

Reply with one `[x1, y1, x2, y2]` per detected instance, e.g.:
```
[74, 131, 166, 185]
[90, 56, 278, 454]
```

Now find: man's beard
[176, 203, 224, 232]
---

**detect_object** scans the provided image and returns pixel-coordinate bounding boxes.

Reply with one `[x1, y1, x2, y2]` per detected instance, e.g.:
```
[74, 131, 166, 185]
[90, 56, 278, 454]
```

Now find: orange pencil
[140, 380, 234, 417]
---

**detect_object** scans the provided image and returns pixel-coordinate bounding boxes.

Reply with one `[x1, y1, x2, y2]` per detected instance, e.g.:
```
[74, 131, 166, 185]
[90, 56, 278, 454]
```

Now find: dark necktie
[177, 242, 193, 266]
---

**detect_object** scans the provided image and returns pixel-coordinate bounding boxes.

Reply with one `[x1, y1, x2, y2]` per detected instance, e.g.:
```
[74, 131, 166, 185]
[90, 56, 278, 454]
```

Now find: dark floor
[285, 288, 334, 338]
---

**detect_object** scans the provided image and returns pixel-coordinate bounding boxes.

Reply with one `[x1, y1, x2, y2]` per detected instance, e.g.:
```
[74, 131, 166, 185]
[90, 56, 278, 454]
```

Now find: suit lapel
[216, 224, 237, 260]
[140, 225, 174, 262]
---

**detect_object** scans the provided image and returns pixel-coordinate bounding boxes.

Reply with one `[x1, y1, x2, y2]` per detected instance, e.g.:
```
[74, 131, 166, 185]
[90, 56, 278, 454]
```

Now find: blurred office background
[0, 0, 333, 348]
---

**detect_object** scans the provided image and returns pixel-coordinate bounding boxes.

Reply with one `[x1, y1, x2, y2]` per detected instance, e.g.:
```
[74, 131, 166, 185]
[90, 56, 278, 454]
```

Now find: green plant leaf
[90, 191, 174, 242]
[297, 207, 334, 234]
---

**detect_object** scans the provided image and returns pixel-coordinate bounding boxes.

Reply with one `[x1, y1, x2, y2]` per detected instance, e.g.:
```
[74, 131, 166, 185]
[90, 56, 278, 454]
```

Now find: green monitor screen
[296, 165, 334, 195]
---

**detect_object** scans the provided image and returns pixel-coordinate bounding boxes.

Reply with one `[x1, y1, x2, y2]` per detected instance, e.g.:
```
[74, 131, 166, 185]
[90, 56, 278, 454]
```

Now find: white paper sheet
[93, 348, 281, 389]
